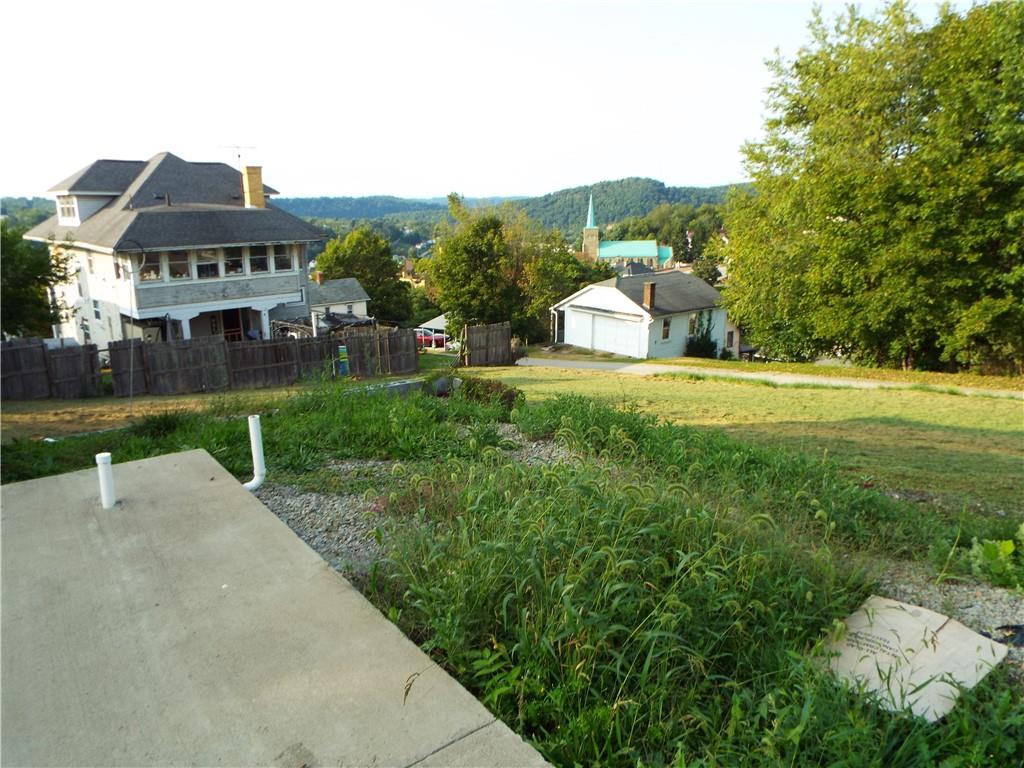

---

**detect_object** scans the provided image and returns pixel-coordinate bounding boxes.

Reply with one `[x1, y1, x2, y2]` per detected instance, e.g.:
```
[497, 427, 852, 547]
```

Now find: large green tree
[426, 195, 610, 340]
[1, 223, 71, 337]
[317, 226, 412, 323]
[724, 1, 1023, 371]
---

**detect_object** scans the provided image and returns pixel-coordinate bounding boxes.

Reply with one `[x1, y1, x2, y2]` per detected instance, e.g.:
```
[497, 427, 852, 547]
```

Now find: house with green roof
[580, 194, 674, 270]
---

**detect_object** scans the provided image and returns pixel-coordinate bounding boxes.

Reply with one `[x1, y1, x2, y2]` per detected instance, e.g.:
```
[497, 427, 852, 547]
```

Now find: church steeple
[582, 192, 599, 261]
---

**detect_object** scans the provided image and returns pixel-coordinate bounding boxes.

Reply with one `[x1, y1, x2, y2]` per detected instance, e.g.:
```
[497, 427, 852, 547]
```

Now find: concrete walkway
[516, 357, 1023, 399]
[1, 450, 546, 767]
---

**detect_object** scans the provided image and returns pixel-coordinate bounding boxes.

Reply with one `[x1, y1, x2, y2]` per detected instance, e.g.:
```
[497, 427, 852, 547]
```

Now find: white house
[307, 275, 370, 334]
[551, 270, 730, 359]
[24, 152, 325, 346]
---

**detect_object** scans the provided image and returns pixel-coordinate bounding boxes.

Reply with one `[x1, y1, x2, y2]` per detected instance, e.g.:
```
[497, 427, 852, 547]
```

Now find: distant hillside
[273, 179, 740, 233]
[274, 196, 445, 219]
[1, 196, 54, 228]
[519, 178, 736, 233]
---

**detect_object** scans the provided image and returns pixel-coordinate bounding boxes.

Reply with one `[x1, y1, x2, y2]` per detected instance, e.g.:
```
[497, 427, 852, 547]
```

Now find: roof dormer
[56, 195, 80, 226]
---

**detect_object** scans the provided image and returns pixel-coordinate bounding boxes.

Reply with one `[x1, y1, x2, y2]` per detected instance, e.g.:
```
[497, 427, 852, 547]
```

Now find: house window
[58, 196, 77, 220]
[93, 299, 101, 320]
[86, 254, 94, 274]
[346, 303, 353, 315]
[248, 246, 269, 273]
[273, 244, 293, 272]
[196, 249, 219, 279]
[662, 318, 671, 340]
[138, 255, 161, 282]
[81, 319, 91, 343]
[224, 247, 244, 276]
[727, 330, 734, 348]
[168, 251, 190, 280]
[688, 314, 698, 335]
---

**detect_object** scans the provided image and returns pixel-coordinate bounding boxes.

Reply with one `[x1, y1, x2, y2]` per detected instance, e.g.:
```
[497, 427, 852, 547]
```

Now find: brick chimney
[642, 281, 655, 310]
[242, 166, 266, 209]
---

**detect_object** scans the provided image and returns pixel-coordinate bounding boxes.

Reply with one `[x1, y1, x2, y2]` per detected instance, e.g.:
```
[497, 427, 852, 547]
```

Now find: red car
[415, 329, 448, 348]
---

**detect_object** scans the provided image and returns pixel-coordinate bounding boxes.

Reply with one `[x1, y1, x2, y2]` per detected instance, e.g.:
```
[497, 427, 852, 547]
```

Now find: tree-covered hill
[273, 196, 446, 219]
[518, 178, 736, 232]
[274, 179, 740, 232]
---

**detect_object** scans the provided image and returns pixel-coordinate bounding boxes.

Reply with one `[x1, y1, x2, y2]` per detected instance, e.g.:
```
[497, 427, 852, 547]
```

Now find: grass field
[2, 373, 1021, 765]
[470, 366, 1024, 518]
[527, 346, 1024, 391]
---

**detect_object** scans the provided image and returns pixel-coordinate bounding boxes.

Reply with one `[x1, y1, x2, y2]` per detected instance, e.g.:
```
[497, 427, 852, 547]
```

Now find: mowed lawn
[473, 366, 1024, 516]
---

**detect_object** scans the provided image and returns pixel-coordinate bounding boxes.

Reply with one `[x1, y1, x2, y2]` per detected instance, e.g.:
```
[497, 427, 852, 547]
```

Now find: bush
[457, 376, 523, 415]
[685, 333, 718, 358]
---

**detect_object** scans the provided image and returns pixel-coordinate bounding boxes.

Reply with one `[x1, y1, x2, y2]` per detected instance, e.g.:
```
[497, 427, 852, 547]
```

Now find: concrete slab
[1, 450, 545, 767]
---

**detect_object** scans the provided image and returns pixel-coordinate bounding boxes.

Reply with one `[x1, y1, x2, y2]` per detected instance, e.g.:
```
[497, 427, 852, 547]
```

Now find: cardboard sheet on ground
[824, 595, 1007, 722]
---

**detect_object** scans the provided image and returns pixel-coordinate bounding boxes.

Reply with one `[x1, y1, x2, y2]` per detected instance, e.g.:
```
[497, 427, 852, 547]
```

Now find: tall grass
[371, 446, 1022, 765]
[0, 383, 508, 484]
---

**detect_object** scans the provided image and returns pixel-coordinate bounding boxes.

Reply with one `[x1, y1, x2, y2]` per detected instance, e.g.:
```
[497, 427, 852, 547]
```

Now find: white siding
[560, 285, 648, 358]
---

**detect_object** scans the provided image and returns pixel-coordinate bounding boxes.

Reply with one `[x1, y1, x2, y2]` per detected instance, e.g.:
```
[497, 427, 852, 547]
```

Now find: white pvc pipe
[242, 415, 266, 492]
[96, 452, 116, 509]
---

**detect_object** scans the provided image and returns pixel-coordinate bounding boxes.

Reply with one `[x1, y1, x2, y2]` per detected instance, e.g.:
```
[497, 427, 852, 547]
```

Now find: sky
[2, 0, 954, 199]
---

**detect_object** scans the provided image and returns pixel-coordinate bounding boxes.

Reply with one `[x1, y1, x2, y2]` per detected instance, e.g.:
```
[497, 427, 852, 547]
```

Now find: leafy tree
[724, 1, 1024, 371]
[1, 197, 54, 229]
[423, 196, 524, 335]
[407, 285, 441, 328]
[607, 202, 724, 262]
[522, 249, 614, 341]
[1, 223, 71, 337]
[426, 195, 610, 340]
[317, 226, 412, 323]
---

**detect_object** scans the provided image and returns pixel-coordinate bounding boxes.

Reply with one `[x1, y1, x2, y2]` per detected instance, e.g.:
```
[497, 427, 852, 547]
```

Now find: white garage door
[592, 314, 642, 358]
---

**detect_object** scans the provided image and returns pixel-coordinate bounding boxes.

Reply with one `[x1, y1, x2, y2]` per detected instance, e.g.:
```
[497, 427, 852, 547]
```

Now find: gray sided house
[307, 275, 370, 334]
[24, 152, 325, 346]
[552, 270, 734, 359]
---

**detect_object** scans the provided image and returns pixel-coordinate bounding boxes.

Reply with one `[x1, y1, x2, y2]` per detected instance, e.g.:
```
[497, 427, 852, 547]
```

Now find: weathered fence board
[345, 329, 418, 377]
[1, 339, 50, 400]
[463, 321, 513, 366]
[110, 340, 148, 397]
[108, 335, 347, 396]
[1, 340, 101, 400]
[48, 346, 102, 398]
[144, 338, 229, 395]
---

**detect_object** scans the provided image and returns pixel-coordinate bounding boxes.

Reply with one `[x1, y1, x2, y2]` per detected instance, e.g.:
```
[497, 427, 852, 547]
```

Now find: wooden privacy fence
[344, 329, 419, 377]
[462, 321, 513, 366]
[109, 336, 340, 396]
[1, 339, 101, 400]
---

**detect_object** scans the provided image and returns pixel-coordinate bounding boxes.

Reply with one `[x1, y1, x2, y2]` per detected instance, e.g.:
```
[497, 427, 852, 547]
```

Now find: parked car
[415, 328, 448, 348]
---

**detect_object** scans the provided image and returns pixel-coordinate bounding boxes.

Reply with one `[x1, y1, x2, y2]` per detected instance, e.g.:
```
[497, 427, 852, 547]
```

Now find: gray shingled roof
[50, 160, 148, 194]
[595, 270, 722, 316]
[308, 278, 370, 307]
[26, 152, 316, 251]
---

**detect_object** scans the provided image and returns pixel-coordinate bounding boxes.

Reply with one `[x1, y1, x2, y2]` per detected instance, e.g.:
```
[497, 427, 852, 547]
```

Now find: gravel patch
[256, 427, 573, 581]
[875, 560, 1024, 686]
[255, 482, 383, 583]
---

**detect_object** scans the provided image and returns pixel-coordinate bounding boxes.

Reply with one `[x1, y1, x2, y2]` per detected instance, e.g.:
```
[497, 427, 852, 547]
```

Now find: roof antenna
[221, 145, 256, 167]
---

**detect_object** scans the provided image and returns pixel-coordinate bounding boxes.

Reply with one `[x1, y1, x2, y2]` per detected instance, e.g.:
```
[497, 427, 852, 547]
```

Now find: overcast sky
[3, 0, 951, 199]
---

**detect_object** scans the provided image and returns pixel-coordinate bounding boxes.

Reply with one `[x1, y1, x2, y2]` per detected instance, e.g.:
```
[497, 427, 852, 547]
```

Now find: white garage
[552, 270, 728, 360]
